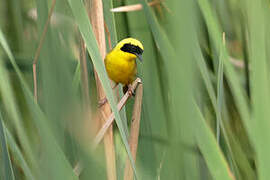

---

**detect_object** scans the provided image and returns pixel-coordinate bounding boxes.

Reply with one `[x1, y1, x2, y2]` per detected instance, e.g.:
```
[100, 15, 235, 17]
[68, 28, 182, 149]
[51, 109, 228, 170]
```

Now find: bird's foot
[127, 84, 136, 96]
[136, 78, 142, 84]
[126, 78, 142, 96]
[98, 98, 108, 108]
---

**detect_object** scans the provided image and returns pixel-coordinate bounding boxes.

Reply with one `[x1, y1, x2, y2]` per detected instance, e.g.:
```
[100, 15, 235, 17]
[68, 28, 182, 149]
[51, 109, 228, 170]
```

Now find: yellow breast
[105, 50, 137, 85]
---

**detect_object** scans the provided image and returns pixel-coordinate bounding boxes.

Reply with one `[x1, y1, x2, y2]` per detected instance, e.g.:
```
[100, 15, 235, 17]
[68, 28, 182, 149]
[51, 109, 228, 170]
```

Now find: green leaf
[126, 0, 168, 179]
[0, 111, 15, 180]
[0, 27, 78, 180]
[216, 38, 224, 144]
[66, 0, 138, 177]
[4, 124, 35, 180]
[0, 30, 36, 169]
[198, 0, 252, 139]
[244, 1, 270, 179]
[194, 104, 234, 180]
[72, 61, 81, 91]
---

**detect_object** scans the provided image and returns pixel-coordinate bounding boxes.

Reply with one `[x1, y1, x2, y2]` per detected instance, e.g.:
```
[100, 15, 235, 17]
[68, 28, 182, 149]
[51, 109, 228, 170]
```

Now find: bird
[105, 37, 144, 91]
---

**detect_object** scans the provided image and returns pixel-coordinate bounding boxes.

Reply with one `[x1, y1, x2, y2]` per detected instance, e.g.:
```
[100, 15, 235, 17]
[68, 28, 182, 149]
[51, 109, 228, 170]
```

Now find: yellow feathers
[105, 38, 144, 85]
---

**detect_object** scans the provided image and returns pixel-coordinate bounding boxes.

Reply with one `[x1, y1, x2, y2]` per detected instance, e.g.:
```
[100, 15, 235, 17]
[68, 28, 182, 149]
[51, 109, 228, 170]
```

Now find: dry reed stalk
[73, 79, 141, 176]
[104, 22, 112, 50]
[123, 83, 143, 180]
[111, 0, 160, 12]
[32, 0, 56, 102]
[94, 78, 142, 147]
[86, 0, 116, 179]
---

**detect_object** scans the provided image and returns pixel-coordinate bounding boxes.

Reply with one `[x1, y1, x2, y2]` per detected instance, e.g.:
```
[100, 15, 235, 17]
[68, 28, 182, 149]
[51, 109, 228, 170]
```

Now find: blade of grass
[72, 61, 81, 90]
[66, 0, 138, 177]
[216, 33, 225, 144]
[0, 27, 79, 180]
[36, 0, 76, 150]
[127, 0, 168, 179]
[8, 0, 24, 51]
[140, 0, 199, 178]
[4, 123, 35, 180]
[198, 0, 252, 139]
[0, 111, 15, 180]
[194, 103, 234, 180]
[140, 0, 174, 61]
[245, 1, 270, 179]
[194, 44, 249, 179]
[0, 44, 36, 169]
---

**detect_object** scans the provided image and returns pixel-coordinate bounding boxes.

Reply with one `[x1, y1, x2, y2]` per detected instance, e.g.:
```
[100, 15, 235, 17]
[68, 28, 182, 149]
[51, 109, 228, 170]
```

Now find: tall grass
[0, 0, 270, 179]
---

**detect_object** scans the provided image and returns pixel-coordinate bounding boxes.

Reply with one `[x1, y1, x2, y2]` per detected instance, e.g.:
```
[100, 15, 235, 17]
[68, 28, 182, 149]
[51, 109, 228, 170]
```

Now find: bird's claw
[127, 85, 135, 96]
[136, 78, 142, 84]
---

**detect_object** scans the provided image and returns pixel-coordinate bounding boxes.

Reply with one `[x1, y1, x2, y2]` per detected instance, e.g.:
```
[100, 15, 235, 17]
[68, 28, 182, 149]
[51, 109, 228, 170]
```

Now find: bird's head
[115, 38, 144, 62]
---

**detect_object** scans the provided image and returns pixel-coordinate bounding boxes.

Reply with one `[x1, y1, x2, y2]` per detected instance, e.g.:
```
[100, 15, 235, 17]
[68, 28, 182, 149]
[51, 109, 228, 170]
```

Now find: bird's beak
[135, 53, 143, 62]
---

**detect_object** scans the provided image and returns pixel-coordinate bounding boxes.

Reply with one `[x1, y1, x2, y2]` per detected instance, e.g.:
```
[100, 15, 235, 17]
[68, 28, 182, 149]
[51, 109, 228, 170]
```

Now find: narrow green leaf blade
[198, 0, 252, 139]
[216, 41, 224, 144]
[4, 124, 35, 180]
[66, 0, 138, 177]
[0, 111, 15, 180]
[0, 27, 78, 180]
[194, 104, 234, 180]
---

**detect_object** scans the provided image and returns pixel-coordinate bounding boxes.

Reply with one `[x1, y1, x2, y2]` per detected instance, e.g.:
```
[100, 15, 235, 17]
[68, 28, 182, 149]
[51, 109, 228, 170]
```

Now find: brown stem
[73, 79, 141, 177]
[104, 22, 112, 50]
[87, 0, 116, 179]
[123, 84, 143, 180]
[32, 64, 37, 103]
[110, 0, 160, 12]
[94, 78, 141, 147]
[32, 0, 56, 102]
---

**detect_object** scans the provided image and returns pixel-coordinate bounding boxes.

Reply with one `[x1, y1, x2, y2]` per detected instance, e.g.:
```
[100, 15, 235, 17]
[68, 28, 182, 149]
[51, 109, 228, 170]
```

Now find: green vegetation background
[0, 0, 268, 179]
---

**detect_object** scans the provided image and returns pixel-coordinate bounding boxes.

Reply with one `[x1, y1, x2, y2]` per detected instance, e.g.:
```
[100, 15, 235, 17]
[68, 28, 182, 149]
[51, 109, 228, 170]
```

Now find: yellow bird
[105, 38, 144, 87]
